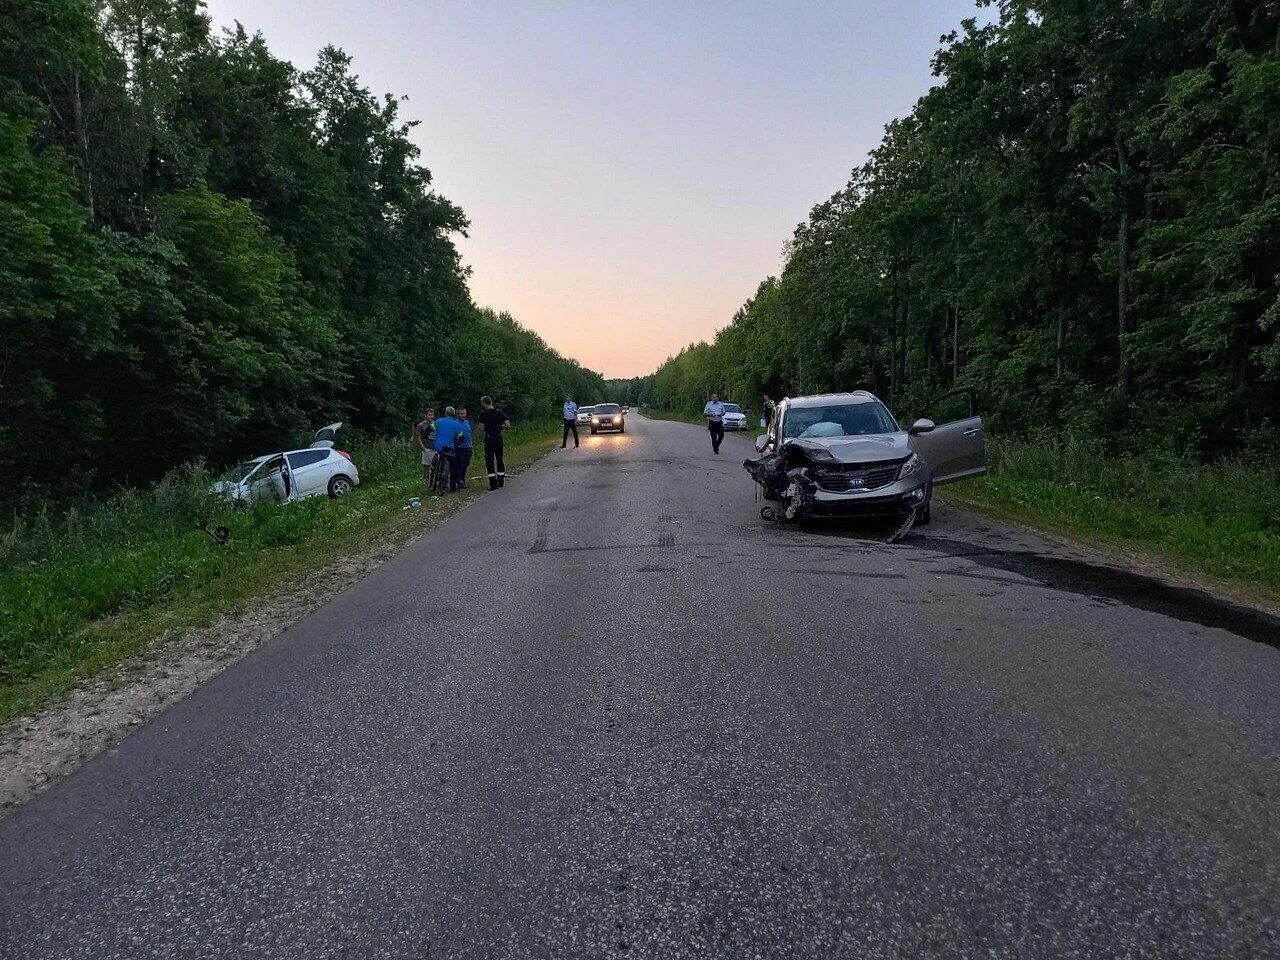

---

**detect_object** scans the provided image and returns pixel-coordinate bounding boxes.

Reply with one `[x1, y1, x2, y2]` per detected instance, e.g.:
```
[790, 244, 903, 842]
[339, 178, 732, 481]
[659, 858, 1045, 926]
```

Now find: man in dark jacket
[478, 396, 511, 490]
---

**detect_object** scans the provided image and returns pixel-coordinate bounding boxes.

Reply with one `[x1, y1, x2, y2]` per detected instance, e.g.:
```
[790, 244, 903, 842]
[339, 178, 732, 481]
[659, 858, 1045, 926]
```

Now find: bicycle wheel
[429, 454, 449, 493]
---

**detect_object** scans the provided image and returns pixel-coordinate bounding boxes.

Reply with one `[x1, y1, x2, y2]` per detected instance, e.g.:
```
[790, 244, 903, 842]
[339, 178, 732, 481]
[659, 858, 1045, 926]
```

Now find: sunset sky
[206, 1, 984, 379]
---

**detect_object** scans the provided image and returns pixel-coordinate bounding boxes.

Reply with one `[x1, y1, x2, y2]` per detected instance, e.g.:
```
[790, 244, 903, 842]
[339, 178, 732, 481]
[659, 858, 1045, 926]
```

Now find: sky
[205, 1, 984, 379]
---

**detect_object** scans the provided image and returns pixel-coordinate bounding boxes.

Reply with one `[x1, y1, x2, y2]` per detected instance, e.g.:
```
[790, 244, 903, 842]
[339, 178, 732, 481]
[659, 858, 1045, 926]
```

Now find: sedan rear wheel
[328, 474, 354, 498]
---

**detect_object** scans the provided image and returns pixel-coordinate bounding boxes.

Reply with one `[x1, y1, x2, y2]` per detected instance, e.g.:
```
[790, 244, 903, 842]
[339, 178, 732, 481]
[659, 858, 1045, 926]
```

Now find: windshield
[595, 404, 621, 414]
[781, 402, 899, 439]
[722, 403, 741, 413]
[226, 460, 262, 483]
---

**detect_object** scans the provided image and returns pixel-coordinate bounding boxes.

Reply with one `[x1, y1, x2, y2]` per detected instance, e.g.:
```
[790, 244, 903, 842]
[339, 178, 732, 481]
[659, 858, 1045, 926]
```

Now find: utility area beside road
[2, 414, 1276, 959]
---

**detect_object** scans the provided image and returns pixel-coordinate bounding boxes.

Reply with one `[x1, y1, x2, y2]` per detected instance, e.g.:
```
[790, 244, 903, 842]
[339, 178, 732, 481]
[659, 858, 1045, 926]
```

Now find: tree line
[648, 1, 1279, 459]
[1, 1, 605, 503]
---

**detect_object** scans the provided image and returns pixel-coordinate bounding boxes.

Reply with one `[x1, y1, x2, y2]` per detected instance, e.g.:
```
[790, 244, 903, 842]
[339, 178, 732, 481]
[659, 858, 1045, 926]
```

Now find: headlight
[612, 416, 621, 424]
[591, 416, 599, 423]
[899, 453, 922, 480]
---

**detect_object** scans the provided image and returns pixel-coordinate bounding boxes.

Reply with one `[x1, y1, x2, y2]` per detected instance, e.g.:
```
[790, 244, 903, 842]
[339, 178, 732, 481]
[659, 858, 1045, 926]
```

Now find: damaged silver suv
[744, 390, 985, 534]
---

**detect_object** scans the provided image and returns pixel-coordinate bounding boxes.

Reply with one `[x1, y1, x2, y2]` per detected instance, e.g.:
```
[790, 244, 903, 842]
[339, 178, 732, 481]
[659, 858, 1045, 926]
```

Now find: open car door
[310, 422, 343, 449]
[908, 389, 987, 485]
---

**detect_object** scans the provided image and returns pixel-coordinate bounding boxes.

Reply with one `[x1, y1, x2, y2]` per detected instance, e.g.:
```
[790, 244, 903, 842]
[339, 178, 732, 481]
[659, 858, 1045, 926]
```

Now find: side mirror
[754, 434, 772, 453]
[908, 418, 936, 435]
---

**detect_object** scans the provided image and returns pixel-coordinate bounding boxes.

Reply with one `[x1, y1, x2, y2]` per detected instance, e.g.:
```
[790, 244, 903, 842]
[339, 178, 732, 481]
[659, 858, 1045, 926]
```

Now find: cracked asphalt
[1, 415, 1277, 959]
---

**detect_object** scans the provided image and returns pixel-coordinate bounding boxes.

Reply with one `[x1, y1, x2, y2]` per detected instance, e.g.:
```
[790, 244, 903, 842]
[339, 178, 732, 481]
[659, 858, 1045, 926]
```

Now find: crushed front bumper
[801, 473, 930, 519]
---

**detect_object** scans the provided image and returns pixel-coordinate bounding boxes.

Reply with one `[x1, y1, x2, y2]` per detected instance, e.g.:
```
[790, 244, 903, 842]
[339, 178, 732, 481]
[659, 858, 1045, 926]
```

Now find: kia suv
[745, 391, 985, 526]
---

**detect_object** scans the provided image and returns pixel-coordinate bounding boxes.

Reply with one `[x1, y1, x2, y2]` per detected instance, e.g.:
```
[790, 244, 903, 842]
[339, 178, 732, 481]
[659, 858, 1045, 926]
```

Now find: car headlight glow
[591, 416, 599, 423]
[899, 453, 922, 480]
[612, 416, 621, 424]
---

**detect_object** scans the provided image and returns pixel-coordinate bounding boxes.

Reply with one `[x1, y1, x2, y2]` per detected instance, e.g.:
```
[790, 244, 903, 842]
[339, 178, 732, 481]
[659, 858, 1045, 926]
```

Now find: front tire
[328, 474, 354, 498]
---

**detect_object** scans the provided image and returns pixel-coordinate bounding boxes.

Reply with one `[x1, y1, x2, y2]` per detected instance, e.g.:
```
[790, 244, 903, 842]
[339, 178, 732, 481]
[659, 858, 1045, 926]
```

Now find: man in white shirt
[704, 393, 726, 454]
[561, 394, 580, 448]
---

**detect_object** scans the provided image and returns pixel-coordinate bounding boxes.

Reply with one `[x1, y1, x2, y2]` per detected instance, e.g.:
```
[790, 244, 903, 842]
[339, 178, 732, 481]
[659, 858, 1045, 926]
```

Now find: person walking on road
[704, 393, 726, 454]
[562, 394, 580, 448]
[455, 404, 474, 488]
[761, 395, 775, 429]
[415, 407, 437, 489]
[479, 396, 511, 490]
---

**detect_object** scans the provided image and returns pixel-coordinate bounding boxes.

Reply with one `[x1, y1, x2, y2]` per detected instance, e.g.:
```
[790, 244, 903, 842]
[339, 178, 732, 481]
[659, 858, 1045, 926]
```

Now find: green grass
[0, 424, 560, 722]
[945, 437, 1280, 599]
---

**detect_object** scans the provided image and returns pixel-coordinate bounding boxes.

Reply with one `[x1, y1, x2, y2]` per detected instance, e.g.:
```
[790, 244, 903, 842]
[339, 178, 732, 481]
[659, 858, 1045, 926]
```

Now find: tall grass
[952, 436, 1280, 592]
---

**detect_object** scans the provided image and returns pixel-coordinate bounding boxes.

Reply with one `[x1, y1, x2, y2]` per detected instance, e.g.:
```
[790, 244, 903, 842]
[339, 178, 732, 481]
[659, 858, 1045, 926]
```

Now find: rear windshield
[782, 402, 899, 439]
[722, 403, 741, 413]
[595, 404, 621, 414]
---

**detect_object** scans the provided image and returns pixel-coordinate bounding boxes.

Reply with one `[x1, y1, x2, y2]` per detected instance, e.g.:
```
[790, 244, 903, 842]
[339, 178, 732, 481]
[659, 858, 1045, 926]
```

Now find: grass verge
[944, 437, 1280, 603]
[0, 424, 560, 723]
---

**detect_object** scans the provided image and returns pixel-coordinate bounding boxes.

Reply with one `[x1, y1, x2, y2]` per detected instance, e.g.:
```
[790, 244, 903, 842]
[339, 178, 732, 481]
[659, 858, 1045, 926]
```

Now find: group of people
[415, 397, 512, 493]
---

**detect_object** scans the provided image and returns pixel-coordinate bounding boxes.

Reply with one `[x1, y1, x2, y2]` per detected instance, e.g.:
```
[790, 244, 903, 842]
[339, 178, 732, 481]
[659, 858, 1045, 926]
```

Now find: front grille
[810, 462, 900, 492]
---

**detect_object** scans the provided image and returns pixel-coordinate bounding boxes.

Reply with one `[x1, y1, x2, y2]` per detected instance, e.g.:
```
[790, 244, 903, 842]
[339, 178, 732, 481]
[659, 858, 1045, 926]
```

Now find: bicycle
[428, 448, 454, 494]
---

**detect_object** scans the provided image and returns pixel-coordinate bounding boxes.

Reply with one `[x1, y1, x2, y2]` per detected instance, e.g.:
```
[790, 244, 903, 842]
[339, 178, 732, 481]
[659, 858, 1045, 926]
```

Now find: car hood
[210, 479, 242, 496]
[782, 432, 911, 464]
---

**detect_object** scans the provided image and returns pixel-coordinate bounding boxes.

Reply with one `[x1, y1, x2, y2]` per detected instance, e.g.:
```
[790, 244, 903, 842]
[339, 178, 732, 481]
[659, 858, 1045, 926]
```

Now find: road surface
[2, 415, 1277, 959]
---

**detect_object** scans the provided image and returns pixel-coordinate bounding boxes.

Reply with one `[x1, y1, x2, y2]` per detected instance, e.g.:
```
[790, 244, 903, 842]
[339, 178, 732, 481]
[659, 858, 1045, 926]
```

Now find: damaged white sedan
[744, 391, 986, 540]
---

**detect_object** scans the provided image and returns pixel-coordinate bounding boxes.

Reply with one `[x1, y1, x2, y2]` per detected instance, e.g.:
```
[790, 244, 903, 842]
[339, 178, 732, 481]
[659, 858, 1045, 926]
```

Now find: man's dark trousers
[446, 449, 465, 491]
[485, 438, 505, 489]
[709, 420, 724, 453]
[562, 419, 579, 447]
[458, 446, 472, 487]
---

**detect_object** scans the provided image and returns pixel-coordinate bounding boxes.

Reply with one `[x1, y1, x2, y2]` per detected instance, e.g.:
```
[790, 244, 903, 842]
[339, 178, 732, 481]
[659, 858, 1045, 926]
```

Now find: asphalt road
[2, 415, 1277, 959]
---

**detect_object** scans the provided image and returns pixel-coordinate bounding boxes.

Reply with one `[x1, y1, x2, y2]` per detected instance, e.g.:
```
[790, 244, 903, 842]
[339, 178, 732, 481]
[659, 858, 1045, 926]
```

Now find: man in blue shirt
[704, 393, 726, 454]
[432, 406, 467, 491]
[455, 404, 474, 488]
[561, 394, 580, 449]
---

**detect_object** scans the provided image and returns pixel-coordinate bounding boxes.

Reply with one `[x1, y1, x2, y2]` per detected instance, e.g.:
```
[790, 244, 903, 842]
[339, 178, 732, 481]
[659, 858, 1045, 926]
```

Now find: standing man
[432, 406, 465, 492]
[479, 395, 511, 490]
[455, 404, 474, 488]
[761, 395, 775, 429]
[704, 392, 726, 454]
[415, 407, 436, 489]
[562, 394, 579, 448]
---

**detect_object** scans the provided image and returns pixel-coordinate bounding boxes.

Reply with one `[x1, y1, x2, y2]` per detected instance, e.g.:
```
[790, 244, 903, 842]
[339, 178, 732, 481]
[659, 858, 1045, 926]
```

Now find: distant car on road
[576, 405, 596, 426]
[212, 423, 360, 505]
[720, 403, 748, 430]
[590, 403, 626, 434]
[744, 391, 985, 533]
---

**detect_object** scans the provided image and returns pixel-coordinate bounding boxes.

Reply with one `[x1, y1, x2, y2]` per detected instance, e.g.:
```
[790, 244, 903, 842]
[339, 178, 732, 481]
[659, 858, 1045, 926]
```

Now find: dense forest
[1, 1, 605, 503]
[649, 1, 1279, 461]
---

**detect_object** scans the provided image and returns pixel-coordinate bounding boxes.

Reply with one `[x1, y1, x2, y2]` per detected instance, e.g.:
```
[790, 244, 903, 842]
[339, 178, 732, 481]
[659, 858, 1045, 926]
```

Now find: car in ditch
[590, 402, 626, 434]
[212, 423, 360, 505]
[720, 402, 748, 430]
[743, 391, 985, 537]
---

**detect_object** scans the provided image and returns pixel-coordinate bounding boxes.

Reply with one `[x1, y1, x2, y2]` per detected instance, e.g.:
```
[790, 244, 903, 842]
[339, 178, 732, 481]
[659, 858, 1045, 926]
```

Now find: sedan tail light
[337, 450, 352, 460]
